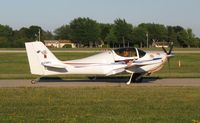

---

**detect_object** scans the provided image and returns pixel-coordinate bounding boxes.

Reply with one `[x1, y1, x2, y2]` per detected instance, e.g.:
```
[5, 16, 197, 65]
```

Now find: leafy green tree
[0, 24, 13, 47]
[196, 38, 200, 47]
[1, 18, 200, 48]
[0, 24, 13, 37]
[167, 26, 179, 46]
[113, 18, 133, 47]
[27, 26, 43, 41]
[173, 26, 184, 33]
[70, 17, 100, 47]
[0, 37, 8, 47]
[132, 27, 147, 47]
[99, 23, 112, 44]
[13, 37, 29, 48]
[12, 26, 47, 47]
[139, 23, 168, 46]
[16, 27, 29, 38]
[54, 25, 71, 40]
[177, 30, 189, 47]
[186, 28, 199, 47]
[43, 31, 54, 40]
[105, 28, 117, 48]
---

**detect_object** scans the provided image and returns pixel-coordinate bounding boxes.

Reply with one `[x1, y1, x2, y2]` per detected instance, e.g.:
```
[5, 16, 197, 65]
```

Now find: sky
[0, 0, 200, 37]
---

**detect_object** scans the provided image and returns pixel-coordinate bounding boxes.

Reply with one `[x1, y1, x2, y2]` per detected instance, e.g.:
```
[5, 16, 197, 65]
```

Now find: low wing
[126, 58, 163, 68]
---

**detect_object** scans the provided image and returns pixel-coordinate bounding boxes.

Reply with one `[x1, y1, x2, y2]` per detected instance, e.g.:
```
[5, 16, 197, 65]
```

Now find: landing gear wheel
[31, 77, 40, 84]
[88, 76, 97, 80]
[126, 73, 145, 85]
[31, 79, 37, 84]
[134, 78, 143, 83]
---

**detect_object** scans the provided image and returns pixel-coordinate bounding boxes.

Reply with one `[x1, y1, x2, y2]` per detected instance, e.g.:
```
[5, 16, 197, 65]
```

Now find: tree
[0, 18, 200, 48]
[99, 23, 112, 44]
[0, 24, 13, 47]
[173, 26, 184, 33]
[105, 28, 117, 48]
[113, 18, 133, 47]
[0, 37, 8, 47]
[70, 17, 100, 47]
[0, 24, 13, 37]
[132, 27, 147, 47]
[54, 25, 71, 40]
[139, 23, 168, 46]
[167, 26, 178, 46]
[43, 31, 54, 40]
[177, 30, 188, 47]
[12, 26, 48, 47]
[27, 26, 43, 41]
[186, 28, 199, 47]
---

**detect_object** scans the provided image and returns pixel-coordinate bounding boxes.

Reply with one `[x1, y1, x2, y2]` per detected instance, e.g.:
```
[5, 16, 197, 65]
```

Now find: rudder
[25, 41, 62, 75]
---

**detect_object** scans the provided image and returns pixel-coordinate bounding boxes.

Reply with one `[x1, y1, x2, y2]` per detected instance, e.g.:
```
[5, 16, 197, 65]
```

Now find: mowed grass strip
[0, 87, 200, 123]
[0, 52, 200, 79]
[154, 53, 200, 78]
[1, 47, 200, 51]
[0, 52, 95, 79]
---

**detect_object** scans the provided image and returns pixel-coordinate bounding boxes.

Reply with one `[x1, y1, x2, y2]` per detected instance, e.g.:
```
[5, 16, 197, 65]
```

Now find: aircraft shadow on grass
[38, 76, 161, 84]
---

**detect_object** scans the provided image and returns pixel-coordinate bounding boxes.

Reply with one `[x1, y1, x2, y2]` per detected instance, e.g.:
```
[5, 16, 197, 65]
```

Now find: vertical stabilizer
[25, 41, 63, 75]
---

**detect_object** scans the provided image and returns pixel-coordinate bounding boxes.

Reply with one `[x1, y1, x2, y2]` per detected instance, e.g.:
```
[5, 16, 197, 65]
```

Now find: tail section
[25, 41, 66, 75]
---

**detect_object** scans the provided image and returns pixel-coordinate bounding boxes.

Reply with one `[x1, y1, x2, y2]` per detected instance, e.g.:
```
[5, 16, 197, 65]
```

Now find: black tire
[135, 78, 143, 83]
[131, 73, 143, 83]
[88, 76, 97, 80]
[31, 79, 37, 84]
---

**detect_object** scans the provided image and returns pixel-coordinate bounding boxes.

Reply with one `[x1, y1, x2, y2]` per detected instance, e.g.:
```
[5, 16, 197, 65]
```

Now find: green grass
[0, 52, 95, 74]
[154, 53, 200, 78]
[1, 47, 200, 51]
[0, 52, 200, 79]
[142, 47, 200, 51]
[0, 52, 95, 79]
[0, 87, 200, 123]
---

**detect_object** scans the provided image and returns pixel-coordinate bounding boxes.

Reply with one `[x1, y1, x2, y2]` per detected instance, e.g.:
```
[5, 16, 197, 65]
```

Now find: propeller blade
[162, 42, 174, 55]
[168, 42, 174, 55]
[162, 46, 168, 54]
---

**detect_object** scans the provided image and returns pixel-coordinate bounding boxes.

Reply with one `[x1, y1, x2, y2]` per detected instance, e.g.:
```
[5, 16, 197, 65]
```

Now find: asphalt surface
[0, 78, 200, 88]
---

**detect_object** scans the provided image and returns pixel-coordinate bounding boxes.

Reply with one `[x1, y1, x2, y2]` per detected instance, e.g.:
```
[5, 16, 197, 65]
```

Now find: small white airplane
[25, 41, 174, 84]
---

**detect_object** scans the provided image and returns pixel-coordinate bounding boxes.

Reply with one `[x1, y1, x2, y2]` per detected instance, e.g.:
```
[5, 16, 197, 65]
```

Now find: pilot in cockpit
[123, 50, 129, 57]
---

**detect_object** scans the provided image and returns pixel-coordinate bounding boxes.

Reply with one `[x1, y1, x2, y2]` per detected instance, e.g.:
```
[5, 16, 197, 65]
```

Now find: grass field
[154, 53, 200, 78]
[0, 52, 200, 79]
[0, 87, 200, 123]
[0, 50, 200, 123]
[0, 52, 96, 79]
[1, 47, 200, 51]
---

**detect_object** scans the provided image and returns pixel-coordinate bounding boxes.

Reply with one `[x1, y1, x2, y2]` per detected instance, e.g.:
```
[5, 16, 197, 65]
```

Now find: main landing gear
[31, 77, 40, 84]
[126, 72, 144, 85]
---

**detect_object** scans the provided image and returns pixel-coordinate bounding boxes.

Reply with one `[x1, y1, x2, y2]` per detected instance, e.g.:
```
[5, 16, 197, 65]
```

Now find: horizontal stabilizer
[42, 61, 66, 69]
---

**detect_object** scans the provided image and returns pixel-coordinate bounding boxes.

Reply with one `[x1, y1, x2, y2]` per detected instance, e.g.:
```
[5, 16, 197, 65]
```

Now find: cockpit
[114, 48, 137, 57]
[113, 48, 146, 58]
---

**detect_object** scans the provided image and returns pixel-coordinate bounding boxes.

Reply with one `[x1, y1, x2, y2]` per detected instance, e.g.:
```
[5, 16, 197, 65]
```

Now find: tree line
[0, 17, 199, 48]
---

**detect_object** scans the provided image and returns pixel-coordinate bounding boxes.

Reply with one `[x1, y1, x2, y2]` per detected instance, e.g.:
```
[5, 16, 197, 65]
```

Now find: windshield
[114, 48, 137, 57]
[137, 49, 146, 58]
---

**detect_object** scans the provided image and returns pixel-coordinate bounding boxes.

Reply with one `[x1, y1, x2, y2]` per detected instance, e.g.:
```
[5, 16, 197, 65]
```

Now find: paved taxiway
[0, 78, 200, 87]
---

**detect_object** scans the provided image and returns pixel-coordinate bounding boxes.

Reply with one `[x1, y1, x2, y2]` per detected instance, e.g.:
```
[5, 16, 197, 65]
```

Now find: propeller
[162, 42, 174, 72]
[162, 42, 173, 55]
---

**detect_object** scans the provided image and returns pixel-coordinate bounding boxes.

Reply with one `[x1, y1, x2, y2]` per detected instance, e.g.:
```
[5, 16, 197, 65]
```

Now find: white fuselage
[25, 41, 168, 76]
[44, 49, 168, 76]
